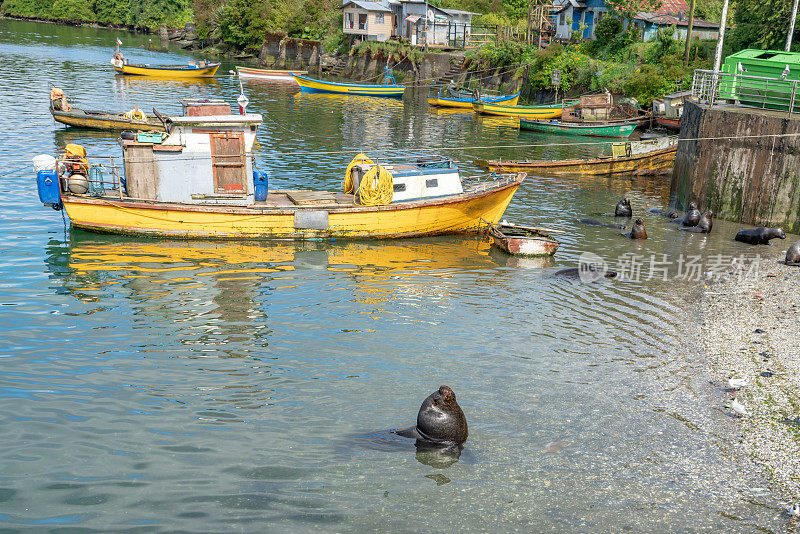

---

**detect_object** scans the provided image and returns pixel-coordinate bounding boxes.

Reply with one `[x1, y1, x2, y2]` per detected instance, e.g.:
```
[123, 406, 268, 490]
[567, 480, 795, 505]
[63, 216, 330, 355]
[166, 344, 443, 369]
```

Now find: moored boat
[489, 222, 560, 256]
[33, 102, 524, 240]
[49, 88, 164, 131]
[519, 119, 638, 138]
[473, 101, 569, 119]
[427, 85, 520, 108]
[293, 68, 405, 98]
[474, 137, 678, 176]
[655, 116, 681, 131]
[236, 66, 307, 81]
[112, 52, 220, 78]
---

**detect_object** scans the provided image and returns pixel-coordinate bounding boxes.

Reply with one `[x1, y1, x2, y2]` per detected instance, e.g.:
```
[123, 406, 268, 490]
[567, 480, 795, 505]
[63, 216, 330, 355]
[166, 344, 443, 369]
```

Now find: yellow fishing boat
[474, 138, 678, 176]
[427, 86, 520, 109]
[473, 101, 568, 119]
[292, 68, 405, 98]
[111, 52, 220, 78]
[33, 102, 523, 240]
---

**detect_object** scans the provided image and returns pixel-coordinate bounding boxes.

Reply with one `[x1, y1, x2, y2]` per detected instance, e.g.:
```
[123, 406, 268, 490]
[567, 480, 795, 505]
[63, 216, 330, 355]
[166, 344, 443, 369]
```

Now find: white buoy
[67, 174, 89, 194]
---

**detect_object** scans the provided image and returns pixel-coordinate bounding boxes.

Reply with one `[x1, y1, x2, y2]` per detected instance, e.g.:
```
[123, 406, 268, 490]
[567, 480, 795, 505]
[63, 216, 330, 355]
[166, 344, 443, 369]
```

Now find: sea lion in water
[615, 198, 632, 217]
[623, 218, 647, 239]
[647, 208, 679, 219]
[786, 239, 800, 265]
[682, 202, 701, 226]
[554, 266, 618, 280]
[735, 227, 786, 245]
[679, 210, 713, 233]
[579, 218, 626, 229]
[395, 386, 468, 445]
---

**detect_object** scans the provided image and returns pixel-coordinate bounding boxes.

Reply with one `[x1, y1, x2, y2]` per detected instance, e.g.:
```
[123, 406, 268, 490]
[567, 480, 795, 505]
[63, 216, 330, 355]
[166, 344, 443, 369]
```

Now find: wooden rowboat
[474, 139, 678, 176]
[112, 55, 220, 78]
[473, 101, 568, 119]
[519, 119, 638, 138]
[489, 222, 560, 256]
[50, 104, 165, 131]
[236, 66, 307, 81]
[292, 72, 405, 98]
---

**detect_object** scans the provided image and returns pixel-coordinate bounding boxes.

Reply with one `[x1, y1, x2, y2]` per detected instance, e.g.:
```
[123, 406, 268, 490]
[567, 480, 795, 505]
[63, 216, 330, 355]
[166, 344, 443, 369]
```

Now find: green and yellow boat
[519, 119, 638, 138]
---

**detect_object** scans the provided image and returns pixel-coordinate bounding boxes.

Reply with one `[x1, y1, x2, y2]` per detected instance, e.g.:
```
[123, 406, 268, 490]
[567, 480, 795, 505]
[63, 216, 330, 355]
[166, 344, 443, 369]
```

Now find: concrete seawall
[671, 101, 800, 233]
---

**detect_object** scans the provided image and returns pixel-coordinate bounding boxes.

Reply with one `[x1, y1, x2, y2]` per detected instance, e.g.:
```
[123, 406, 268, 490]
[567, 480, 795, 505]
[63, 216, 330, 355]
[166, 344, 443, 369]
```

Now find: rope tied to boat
[357, 163, 393, 207]
[344, 153, 393, 206]
[343, 153, 373, 194]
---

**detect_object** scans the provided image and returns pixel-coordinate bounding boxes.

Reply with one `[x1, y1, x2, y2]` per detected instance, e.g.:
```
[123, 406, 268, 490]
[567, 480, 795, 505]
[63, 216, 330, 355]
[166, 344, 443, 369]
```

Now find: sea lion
[647, 208, 679, 219]
[554, 266, 618, 280]
[682, 202, 701, 226]
[735, 227, 786, 245]
[579, 218, 626, 229]
[623, 218, 647, 239]
[615, 198, 632, 217]
[786, 239, 800, 265]
[679, 209, 713, 233]
[395, 385, 468, 445]
[671, 201, 700, 226]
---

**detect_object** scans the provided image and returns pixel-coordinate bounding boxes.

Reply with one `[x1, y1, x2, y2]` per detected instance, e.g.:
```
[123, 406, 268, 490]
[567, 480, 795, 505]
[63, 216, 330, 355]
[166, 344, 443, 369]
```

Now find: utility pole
[683, 0, 696, 67]
[713, 0, 730, 72]
[786, 0, 800, 51]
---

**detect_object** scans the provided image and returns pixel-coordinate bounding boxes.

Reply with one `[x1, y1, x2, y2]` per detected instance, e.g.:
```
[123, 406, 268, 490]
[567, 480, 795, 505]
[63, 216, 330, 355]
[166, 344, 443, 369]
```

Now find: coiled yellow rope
[343, 153, 372, 194]
[357, 164, 393, 206]
[123, 106, 147, 121]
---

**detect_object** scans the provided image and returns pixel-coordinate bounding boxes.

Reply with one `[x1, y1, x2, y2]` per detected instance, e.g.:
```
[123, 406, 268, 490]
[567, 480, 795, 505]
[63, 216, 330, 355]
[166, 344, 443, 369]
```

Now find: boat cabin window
[210, 133, 246, 193]
[426, 179, 438, 188]
[393, 183, 406, 192]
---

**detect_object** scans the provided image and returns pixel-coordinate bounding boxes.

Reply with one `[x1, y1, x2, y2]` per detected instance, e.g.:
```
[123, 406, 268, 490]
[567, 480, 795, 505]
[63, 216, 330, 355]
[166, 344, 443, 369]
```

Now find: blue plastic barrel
[253, 170, 268, 201]
[37, 169, 61, 206]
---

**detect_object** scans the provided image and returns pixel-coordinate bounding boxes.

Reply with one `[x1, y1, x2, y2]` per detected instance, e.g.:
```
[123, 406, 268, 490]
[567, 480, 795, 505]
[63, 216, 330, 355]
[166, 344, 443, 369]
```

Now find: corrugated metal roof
[652, 0, 689, 14]
[441, 8, 480, 16]
[342, 0, 392, 12]
[634, 11, 718, 28]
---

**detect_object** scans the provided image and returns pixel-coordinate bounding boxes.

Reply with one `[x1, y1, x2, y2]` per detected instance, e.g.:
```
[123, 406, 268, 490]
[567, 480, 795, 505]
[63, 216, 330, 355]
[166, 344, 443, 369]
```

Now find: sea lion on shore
[734, 227, 786, 245]
[679, 210, 713, 233]
[578, 218, 627, 229]
[647, 208, 679, 219]
[622, 218, 647, 239]
[615, 198, 632, 217]
[395, 385, 468, 445]
[786, 239, 800, 265]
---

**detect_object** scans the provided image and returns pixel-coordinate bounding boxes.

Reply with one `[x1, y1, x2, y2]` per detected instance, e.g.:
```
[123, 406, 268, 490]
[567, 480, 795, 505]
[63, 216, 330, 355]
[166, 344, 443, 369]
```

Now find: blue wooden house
[552, 0, 609, 40]
[552, 0, 716, 41]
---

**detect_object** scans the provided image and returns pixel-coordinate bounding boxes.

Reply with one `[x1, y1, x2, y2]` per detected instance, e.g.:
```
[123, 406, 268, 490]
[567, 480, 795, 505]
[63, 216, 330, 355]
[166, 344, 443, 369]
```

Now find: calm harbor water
[1, 18, 796, 532]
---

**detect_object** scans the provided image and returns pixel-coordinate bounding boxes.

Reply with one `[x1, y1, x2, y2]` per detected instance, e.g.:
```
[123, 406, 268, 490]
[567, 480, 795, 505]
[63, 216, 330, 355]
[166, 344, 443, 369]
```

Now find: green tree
[731, 0, 791, 50]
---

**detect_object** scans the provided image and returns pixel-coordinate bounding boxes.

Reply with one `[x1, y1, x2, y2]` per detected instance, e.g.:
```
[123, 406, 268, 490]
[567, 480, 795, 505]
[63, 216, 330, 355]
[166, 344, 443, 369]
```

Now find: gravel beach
[702, 246, 800, 503]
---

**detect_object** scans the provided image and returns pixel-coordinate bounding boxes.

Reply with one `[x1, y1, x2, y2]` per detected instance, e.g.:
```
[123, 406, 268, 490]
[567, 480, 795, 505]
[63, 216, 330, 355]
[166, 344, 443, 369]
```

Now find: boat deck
[248, 190, 356, 208]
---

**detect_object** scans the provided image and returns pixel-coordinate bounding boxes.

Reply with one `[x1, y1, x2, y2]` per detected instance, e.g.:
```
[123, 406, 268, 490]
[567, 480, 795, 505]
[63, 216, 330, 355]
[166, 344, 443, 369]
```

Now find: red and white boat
[235, 66, 307, 81]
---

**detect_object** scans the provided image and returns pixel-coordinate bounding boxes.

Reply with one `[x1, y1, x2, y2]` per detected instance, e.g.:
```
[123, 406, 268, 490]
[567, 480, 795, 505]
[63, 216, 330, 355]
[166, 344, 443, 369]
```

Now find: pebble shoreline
[702, 249, 800, 503]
